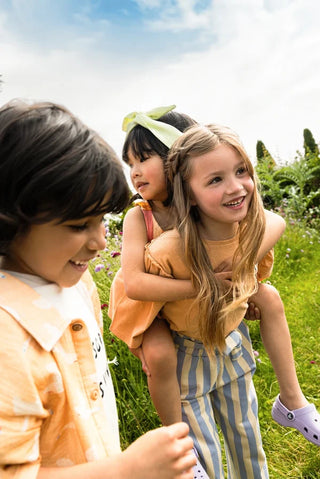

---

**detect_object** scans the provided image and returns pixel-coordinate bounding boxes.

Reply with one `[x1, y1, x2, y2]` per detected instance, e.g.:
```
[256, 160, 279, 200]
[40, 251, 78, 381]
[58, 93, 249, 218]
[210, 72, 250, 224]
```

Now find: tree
[256, 140, 276, 168]
[303, 128, 319, 157]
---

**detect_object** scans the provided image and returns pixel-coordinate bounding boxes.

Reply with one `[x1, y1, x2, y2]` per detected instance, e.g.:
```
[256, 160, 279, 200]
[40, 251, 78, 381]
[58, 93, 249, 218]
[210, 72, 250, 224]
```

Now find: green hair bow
[122, 105, 182, 148]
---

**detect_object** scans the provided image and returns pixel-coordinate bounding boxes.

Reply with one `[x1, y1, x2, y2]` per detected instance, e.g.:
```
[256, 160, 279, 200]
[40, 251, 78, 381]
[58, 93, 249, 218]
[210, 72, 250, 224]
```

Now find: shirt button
[91, 389, 99, 400]
[72, 323, 83, 331]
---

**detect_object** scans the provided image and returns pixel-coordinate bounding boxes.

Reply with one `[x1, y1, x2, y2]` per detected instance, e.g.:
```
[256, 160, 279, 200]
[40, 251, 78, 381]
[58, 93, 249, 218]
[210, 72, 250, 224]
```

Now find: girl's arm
[121, 206, 194, 301]
[257, 209, 286, 262]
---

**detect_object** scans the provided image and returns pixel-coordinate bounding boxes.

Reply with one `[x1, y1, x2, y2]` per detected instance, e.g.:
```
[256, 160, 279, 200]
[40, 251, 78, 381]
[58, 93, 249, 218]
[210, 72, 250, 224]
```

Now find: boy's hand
[129, 346, 151, 376]
[122, 422, 196, 479]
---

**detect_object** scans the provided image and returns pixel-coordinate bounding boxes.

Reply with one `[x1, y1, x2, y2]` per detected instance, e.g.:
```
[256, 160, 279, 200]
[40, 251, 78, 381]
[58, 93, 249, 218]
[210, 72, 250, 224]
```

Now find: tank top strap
[136, 200, 154, 242]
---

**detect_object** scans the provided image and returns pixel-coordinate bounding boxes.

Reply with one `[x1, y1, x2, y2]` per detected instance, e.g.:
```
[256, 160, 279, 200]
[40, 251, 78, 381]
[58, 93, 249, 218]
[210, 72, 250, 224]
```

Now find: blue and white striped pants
[174, 321, 268, 479]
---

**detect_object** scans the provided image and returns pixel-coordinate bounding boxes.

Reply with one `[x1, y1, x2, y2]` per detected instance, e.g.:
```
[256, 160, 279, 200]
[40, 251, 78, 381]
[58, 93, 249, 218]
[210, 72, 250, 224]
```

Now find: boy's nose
[87, 224, 106, 251]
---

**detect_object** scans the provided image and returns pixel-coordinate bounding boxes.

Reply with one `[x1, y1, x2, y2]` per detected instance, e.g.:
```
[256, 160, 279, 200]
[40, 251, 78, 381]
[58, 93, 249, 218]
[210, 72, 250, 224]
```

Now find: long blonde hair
[166, 124, 265, 353]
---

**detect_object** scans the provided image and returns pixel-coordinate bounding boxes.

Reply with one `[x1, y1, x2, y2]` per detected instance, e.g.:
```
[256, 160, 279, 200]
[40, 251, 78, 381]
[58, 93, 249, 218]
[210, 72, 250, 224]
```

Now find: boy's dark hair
[0, 100, 130, 254]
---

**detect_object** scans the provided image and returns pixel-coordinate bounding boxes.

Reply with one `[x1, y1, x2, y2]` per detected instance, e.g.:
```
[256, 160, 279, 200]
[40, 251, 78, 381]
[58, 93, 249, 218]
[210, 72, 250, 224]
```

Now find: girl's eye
[209, 176, 221, 185]
[237, 166, 247, 175]
[140, 155, 149, 163]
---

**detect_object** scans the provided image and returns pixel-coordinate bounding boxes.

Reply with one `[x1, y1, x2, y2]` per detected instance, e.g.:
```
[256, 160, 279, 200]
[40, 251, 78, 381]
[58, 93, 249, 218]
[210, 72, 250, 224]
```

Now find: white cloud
[144, 0, 213, 32]
[0, 0, 319, 171]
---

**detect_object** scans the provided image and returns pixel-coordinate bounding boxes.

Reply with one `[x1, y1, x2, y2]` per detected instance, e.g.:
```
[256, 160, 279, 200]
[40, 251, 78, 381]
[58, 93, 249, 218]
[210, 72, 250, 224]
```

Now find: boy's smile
[5, 215, 106, 287]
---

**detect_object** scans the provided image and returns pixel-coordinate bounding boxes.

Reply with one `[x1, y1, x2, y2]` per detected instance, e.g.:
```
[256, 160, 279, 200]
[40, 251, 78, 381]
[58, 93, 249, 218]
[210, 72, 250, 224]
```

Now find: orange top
[144, 229, 273, 339]
[109, 201, 164, 348]
[109, 204, 273, 348]
[0, 270, 120, 478]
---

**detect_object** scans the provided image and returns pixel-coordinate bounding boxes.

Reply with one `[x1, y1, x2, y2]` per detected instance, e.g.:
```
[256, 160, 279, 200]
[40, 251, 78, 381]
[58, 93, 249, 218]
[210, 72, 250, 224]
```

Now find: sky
[1, 0, 320, 182]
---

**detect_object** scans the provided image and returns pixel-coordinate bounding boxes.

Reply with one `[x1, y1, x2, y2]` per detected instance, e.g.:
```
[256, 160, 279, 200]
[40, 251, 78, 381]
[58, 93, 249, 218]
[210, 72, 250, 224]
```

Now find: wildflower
[108, 356, 119, 366]
[101, 303, 108, 310]
[111, 251, 120, 258]
[253, 351, 261, 363]
[94, 264, 104, 273]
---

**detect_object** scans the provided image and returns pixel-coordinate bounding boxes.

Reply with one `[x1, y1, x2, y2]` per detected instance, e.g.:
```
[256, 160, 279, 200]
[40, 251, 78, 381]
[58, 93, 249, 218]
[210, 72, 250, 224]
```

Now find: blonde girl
[164, 124, 320, 448]
[143, 123, 320, 476]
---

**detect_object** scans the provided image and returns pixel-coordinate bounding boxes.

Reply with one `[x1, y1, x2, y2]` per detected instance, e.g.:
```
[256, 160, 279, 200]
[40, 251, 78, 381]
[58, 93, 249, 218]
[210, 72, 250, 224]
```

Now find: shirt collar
[0, 271, 71, 351]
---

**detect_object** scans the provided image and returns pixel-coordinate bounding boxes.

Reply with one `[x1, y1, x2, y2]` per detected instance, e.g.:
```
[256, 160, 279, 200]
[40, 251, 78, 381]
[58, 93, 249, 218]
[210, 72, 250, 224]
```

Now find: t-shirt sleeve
[145, 230, 189, 280]
[257, 248, 274, 281]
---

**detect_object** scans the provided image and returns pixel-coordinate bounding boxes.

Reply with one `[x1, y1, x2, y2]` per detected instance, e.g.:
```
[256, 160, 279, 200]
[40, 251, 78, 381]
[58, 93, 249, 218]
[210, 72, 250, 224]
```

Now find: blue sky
[1, 0, 320, 180]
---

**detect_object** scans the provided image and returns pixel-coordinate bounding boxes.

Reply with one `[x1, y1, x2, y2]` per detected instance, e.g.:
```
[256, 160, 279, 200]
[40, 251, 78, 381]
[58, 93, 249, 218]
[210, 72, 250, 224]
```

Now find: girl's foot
[272, 394, 320, 446]
[192, 448, 210, 479]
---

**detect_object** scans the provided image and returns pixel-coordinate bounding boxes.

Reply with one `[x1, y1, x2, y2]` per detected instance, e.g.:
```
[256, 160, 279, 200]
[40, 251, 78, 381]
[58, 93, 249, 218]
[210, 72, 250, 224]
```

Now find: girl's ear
[190, 191, 197, 206]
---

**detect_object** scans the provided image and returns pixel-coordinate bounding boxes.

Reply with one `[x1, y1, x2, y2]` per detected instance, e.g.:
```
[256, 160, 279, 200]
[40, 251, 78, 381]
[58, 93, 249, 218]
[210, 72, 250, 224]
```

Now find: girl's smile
[223, 196, 246, 208]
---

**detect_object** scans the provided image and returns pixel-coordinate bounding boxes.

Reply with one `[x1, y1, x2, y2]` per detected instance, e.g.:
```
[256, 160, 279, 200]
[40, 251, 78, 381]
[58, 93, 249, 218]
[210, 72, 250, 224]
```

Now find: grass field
[91, 219, 320, 478]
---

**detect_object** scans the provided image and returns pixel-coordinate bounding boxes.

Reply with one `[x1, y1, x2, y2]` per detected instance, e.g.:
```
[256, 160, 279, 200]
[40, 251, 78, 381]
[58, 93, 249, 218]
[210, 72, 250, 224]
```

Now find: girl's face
[5, 214, 106, 287]
[189, 143, 254, 239]
[127, 147, 168, 202]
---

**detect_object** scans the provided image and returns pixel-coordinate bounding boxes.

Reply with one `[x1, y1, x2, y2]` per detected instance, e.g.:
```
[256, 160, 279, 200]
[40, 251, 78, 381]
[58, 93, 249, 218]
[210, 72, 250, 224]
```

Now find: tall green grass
[90, 221, 320, 478]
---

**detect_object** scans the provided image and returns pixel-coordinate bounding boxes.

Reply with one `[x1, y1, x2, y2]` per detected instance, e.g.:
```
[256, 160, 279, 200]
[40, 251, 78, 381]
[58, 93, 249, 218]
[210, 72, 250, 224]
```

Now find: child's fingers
[214, 259, 232, 273]
[254, 306, 261, 319]
[129, 347, 151, 375]
[245, 302, 261, 321]
[215, 271, 232, 282]
[141, 361, 151, 376]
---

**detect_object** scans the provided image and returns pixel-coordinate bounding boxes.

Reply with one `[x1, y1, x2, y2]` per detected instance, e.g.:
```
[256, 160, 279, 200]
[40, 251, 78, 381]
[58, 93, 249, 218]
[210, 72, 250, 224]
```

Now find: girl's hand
[245, 302, 261, 321]
[129, 346, 151, 376]
[214, 261, 233, 287]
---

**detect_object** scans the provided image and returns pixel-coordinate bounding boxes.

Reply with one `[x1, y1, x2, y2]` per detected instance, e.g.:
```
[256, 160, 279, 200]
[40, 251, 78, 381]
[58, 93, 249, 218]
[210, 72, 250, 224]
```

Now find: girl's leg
[250, 283, 307, 410]
[213, 322, 268, 479]
[143, 323, 211, 478]
[174, 332, 226, 479]
[251, 283, 320, 446]
[142, 318, 182, 425]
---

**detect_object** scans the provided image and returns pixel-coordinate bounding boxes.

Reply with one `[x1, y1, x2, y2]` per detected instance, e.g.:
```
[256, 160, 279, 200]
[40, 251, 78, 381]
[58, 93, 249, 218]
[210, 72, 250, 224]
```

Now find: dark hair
[122, 110, 196, 163]
[0, 100, 130, 254]
[122, 110, 197, 204]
